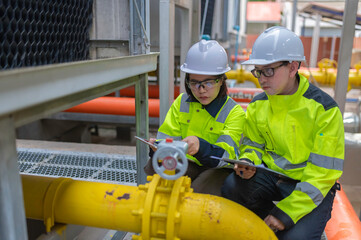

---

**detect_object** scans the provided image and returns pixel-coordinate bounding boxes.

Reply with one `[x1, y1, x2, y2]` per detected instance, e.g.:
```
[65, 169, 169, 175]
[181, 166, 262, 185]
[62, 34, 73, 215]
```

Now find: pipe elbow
[178, 193, 277, 240]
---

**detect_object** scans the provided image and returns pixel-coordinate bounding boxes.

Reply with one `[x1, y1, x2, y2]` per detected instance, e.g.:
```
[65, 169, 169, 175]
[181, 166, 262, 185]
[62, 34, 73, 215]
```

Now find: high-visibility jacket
[240, 74, 344, 228]
[157, 93, 245, 167]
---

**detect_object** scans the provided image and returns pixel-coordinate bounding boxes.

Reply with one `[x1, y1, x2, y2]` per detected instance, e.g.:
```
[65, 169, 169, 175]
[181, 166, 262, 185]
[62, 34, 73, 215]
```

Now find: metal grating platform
[17, 148, 137, 185]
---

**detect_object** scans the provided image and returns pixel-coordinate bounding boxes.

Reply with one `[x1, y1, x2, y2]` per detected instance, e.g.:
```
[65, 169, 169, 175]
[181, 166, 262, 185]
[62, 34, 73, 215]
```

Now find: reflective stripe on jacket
[240, 74, 344, 226]
[157, 93, 245, 167]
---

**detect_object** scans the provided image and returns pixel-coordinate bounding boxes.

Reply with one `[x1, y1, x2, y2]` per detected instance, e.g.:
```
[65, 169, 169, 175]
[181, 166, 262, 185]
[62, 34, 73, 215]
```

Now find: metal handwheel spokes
[152, 144, 188, 180]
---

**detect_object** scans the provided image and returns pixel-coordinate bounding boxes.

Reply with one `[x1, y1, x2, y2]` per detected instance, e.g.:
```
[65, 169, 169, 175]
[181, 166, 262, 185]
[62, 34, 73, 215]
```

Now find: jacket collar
[186, 95, 227, 118]
[268, 74, 308, 109]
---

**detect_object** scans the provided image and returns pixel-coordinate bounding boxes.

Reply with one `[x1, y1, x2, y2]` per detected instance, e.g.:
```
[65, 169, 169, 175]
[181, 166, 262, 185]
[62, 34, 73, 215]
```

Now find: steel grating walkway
[17, 148, 137, 185]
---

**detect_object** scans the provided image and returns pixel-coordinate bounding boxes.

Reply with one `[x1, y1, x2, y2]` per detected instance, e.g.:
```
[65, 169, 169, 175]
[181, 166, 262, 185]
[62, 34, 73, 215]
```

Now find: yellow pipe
[226, 68, 261, 88]
[22, 174, 276, 240]
[227, 59, 361, 91]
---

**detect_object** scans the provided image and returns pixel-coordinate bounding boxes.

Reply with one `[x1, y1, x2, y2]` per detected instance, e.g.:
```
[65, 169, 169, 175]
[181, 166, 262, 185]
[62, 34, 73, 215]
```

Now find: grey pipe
[344, 112, 361, 133]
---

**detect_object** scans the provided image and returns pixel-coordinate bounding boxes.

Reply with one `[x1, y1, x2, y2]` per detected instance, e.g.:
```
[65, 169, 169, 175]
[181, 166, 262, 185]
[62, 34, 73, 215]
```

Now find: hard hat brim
[241, 59, 277, 65]
[242, 58, 305, 66]
[180, 66, 231, 75]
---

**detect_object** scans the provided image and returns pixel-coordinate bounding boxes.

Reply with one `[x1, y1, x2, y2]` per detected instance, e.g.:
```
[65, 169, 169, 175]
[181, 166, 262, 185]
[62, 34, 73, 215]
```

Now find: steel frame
[0, 53, 158, 239]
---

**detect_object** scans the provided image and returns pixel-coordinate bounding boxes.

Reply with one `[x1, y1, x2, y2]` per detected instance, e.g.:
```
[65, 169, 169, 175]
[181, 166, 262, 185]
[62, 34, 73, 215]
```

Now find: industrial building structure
[1, 0, 361, 239]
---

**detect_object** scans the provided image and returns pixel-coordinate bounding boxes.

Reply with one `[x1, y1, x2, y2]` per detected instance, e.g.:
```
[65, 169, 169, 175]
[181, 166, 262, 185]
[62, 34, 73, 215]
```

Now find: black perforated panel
[0, 0, 93, 69]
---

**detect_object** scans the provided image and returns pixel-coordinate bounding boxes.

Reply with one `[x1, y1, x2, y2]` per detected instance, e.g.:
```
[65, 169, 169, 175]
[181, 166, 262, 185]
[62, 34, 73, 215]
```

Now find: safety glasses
[251, 62, 289, 78]
[186, 78, 220, 90]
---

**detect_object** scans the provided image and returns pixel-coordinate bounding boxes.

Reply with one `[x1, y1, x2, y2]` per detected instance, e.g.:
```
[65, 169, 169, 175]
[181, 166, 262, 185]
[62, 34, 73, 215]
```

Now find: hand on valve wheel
[182, 136, 199, 156]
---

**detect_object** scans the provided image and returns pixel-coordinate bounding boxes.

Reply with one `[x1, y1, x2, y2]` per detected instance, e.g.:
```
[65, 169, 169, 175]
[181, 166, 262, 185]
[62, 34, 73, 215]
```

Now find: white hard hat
[242, 26, 306, 65]
[180, 40, 231, 75]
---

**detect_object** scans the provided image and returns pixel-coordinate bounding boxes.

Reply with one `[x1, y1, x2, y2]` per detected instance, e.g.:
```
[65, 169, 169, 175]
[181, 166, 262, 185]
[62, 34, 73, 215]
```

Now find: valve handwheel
[162, 156, 177, 170]
[152, 145, 188, 180]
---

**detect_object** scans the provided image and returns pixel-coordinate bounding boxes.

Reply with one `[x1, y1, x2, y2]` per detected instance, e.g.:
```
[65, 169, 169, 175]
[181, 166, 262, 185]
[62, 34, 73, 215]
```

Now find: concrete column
[159, 0, 175, 125]
[335, 0, 359, 115]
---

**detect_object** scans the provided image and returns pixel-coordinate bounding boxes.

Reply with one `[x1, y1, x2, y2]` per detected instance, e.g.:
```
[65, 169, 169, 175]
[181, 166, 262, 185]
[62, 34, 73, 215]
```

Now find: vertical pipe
[233, 26, 240, 69]
[233, 0, 240, 27]
[0, 116, 28, 240]
[335, 0, 359, 115]
[330, 35, 336, 61]
[310, 13, 321, 68]
[200, 0, 209, 39]
[222, 0, 229, 42]
[211, 0, 221, 40]
[233, 0, 241, 68]
[240, 0, 247, 36]
[180, 6, 191, 94]
[159, 0, 175, 125]
[291, 0, 298, 32]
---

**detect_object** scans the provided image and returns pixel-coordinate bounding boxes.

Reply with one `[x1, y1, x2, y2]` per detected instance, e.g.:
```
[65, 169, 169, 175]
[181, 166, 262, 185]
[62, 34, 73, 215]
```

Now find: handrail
[0, 53, 159, 239]
[0, 53, 158, 127]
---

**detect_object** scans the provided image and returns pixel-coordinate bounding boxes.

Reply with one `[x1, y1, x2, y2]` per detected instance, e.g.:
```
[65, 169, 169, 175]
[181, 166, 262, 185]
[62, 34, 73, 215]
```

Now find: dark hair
[184, 73, 228, 101]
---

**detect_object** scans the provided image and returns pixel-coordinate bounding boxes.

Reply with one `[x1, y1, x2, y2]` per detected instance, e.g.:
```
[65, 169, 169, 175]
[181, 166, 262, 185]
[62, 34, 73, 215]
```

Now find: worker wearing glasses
[144, 40, 245, 196]
[221, 26, 344, 239]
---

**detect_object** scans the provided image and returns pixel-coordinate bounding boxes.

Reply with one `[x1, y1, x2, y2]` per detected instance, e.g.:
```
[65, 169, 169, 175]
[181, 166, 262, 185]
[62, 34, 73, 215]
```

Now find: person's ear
[289, 61, 299, 77]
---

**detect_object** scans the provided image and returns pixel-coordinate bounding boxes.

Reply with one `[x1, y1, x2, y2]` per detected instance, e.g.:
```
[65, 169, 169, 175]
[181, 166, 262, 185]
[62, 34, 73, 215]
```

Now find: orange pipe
[230, 55, 249, 62]
[108, 85, 181, 99]
[65, 97, 160, 117]
[65, 97, 248, 117]
[110, 86, 262, 103]
[325, 186, 361, 240]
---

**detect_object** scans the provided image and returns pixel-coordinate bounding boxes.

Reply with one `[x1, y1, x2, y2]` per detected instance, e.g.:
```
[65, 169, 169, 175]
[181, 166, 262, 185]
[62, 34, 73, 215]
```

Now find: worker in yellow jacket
[221, 26, 344, 239]
[144, 40, 245, 195]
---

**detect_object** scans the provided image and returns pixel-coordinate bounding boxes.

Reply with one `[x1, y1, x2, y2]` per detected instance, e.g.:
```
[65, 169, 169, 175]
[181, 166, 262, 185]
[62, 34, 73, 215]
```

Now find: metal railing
[0, 52, 158, 240]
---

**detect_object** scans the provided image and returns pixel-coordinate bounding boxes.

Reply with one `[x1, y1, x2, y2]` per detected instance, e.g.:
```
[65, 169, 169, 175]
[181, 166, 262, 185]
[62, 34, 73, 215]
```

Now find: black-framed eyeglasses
[251, 62, 289, 78]
[186, 78, 220, 90]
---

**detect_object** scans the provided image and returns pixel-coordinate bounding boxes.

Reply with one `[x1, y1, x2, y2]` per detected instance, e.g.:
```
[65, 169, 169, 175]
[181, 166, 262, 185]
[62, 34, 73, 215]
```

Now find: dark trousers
[221, 171, 336, 240]
[144, 158, 232, 196]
